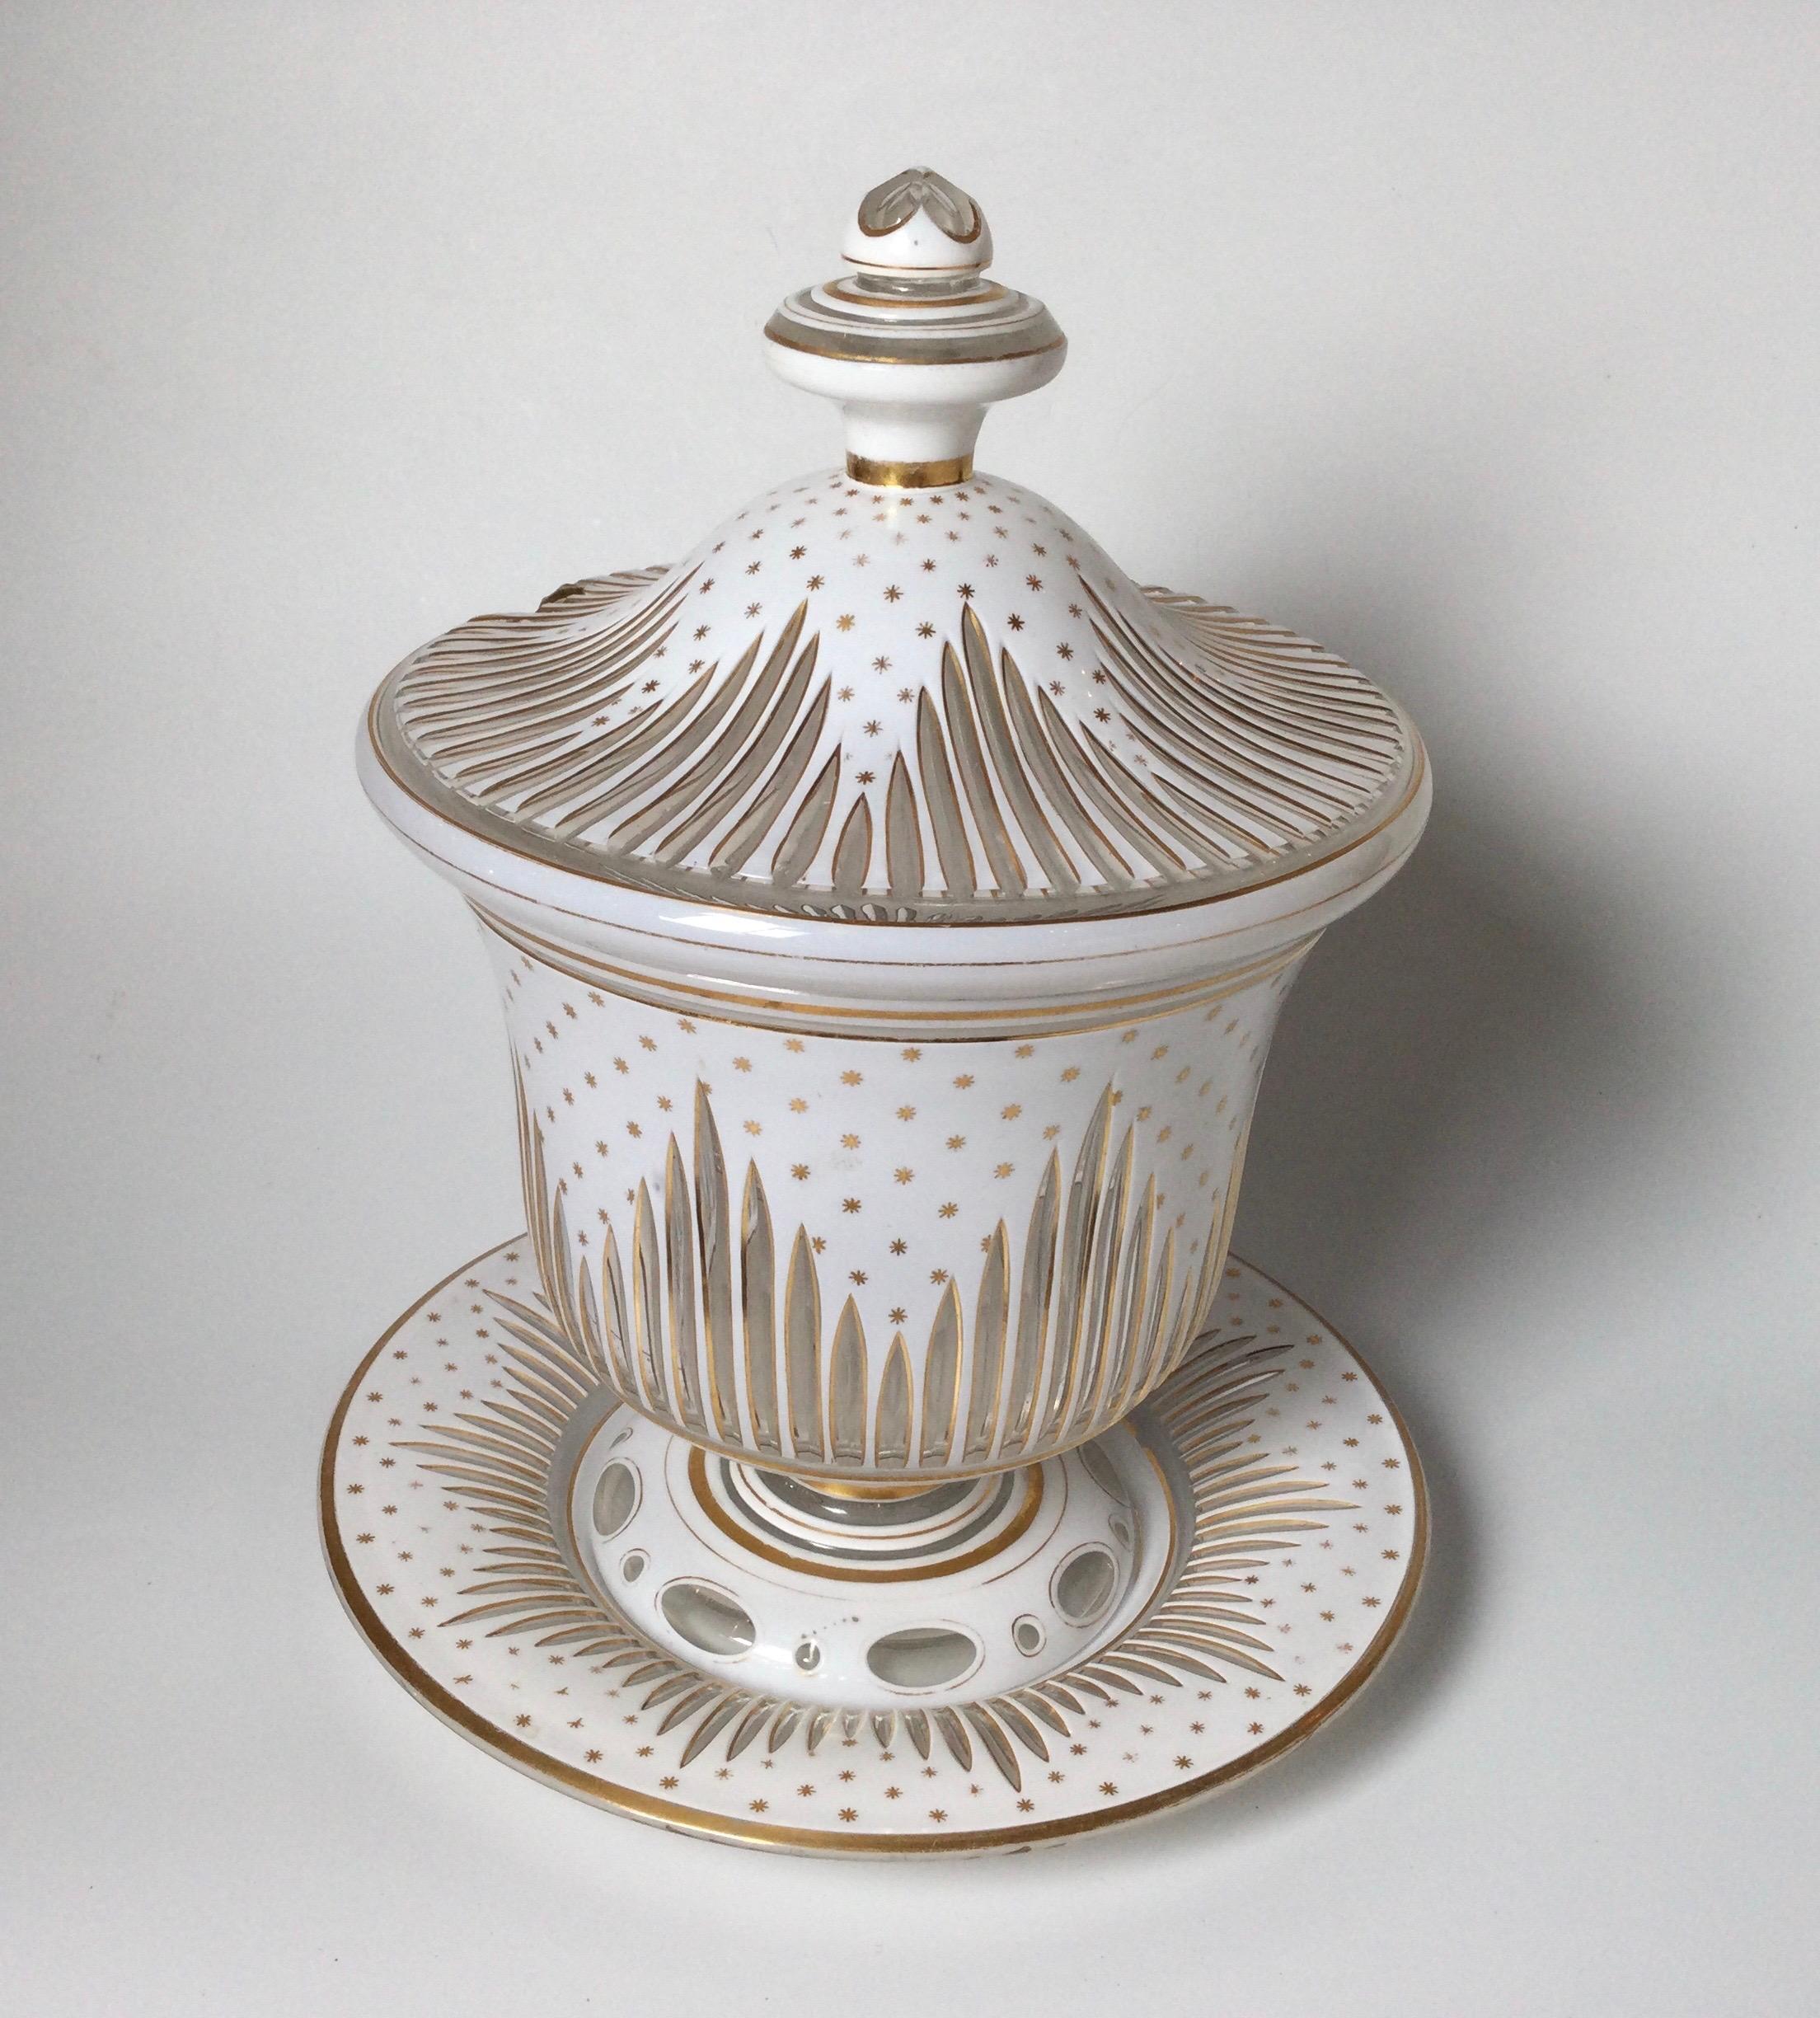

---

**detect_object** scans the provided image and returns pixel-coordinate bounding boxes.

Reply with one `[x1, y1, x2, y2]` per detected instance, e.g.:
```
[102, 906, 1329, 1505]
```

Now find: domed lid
[368, 170, 1422, 925]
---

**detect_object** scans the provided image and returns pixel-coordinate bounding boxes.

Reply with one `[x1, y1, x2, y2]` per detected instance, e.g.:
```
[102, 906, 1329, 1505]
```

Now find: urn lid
[368, 169, 1424, 926]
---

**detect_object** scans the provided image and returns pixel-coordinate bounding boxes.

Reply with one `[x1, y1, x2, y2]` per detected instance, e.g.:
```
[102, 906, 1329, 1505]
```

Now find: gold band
[808, 1475, 942, 1501]
[686, 1447, 1044, 1582]
[847, 452, 973, 488]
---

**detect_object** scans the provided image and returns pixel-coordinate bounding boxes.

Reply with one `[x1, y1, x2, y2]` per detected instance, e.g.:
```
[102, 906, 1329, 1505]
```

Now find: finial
[842, 166, 993, 275]
[765, 167, 1065, 487]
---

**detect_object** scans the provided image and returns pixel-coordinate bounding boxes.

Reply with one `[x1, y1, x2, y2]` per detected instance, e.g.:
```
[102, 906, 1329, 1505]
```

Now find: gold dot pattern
[488, 925, 1302, 1468]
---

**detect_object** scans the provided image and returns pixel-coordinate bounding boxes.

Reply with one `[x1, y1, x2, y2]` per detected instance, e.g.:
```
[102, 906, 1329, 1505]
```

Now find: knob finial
[842, 166, 994, 276]
[764, 169, 1065, 487]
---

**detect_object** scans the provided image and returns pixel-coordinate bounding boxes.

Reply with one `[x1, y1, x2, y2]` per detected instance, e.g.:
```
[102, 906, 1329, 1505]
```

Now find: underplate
[321, 1239, 1425, 1857]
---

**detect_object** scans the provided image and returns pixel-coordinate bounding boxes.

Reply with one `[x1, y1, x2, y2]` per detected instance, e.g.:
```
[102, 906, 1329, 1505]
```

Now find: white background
[4, 4, 1817, 2012]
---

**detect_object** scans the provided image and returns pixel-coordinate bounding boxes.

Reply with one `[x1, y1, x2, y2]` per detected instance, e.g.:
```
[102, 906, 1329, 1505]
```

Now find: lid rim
[363, 693, 1429, 947]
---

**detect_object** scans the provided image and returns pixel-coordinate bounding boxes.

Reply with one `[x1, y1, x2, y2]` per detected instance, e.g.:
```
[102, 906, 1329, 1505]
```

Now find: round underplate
[321, 1240, 1425, 1857]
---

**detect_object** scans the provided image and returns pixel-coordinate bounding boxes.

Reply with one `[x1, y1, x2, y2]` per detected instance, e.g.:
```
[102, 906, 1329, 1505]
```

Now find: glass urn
[325, 167, 1431, 1855]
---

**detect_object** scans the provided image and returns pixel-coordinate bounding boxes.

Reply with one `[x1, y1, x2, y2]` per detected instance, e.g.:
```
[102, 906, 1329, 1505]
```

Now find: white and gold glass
[323, 167, 1432, 1855]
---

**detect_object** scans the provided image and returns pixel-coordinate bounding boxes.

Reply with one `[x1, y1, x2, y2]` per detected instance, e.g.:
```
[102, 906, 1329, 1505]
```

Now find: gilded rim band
[847, 453, 973, 489]
[684, 1446, 1045, 1584]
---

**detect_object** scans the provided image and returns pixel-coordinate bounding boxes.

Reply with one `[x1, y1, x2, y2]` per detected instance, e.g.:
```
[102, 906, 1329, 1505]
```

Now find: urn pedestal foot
[322, 1239, 1426, 1857]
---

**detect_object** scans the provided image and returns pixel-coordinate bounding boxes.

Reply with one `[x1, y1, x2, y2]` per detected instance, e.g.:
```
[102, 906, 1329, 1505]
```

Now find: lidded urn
[337, 168, 1430, 1845]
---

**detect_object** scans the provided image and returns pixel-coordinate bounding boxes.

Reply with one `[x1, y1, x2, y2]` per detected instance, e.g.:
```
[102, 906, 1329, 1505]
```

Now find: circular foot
[577, 1410, 1161, 1707]
[322, 1241, 1426, 1857]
